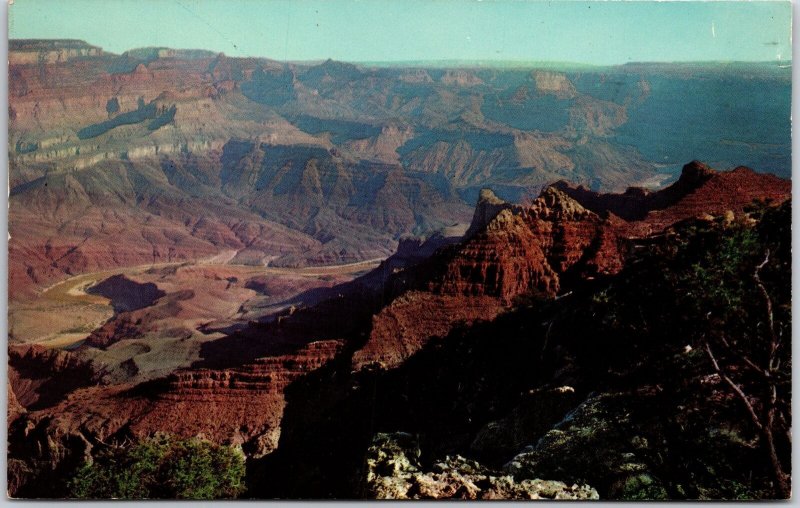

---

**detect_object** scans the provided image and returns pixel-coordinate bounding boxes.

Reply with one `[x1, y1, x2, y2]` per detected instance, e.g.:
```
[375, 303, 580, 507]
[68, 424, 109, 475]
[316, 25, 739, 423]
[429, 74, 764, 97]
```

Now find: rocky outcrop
[551, 160, 715, 221]
[8, 345, 96, 412]
[165, 340, 342, 397]
[9, 39, 102, 65]
[464, 188, 523, 239]
[352, 185, 626, 371]
[437, 186, 623, 302]
[352, 293, 502, 370]
[533, 71, 577, 99]
[440, 70, 484, 87]
[640, 164, 790, 232]
[439, 207, 560, 300]
[365, 432, 599, 500]
[553, 160, 790, 229]
[137, 339, 344, 456]
[505, 393, 670, 500]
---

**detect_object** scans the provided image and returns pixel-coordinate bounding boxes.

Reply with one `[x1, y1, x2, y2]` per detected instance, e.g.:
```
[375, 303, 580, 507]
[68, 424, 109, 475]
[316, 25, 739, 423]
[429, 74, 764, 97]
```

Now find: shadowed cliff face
[8, 345, 95, 411]
[7, 162, 790, 499]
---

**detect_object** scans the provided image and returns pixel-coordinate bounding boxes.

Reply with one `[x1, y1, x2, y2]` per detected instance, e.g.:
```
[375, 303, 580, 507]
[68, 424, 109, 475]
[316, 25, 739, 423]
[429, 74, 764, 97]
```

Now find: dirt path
[261, 257, 384, 277]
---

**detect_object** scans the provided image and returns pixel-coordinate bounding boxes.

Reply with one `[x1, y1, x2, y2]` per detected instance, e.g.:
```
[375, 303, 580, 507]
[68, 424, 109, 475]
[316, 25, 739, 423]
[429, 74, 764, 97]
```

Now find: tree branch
[705, 342, 763, 432]
[753, 249, 781, 373]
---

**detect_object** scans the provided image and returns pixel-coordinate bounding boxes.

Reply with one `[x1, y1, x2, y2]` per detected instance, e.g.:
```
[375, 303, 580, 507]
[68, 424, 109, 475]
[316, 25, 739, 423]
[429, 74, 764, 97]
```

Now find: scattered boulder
[365, 432, 598, 500]
[505, 393, 668, 500]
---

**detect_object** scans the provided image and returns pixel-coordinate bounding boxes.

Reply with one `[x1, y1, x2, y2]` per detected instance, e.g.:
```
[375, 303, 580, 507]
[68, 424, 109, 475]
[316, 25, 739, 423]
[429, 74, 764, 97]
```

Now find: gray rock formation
[365, 432, 599, 500]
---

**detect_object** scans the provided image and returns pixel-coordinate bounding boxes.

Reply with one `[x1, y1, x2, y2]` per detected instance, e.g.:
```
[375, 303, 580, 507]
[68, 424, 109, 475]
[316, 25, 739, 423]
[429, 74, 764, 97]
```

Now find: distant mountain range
[357, 59, 791, 69]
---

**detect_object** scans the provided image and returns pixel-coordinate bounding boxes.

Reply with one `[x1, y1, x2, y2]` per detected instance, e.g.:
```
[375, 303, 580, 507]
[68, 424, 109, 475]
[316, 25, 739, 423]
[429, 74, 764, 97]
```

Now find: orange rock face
[437, 187, 621, 302]
[352, 162, 790, 373]
[129, 340, 344, 455]
[353, 186, 623, 370]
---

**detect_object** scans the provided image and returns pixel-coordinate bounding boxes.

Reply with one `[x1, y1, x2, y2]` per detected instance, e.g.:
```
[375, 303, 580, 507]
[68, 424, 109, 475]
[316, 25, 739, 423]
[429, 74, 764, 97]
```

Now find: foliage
[578, 203, 790, 374]
[68, 434, 246, 499]
[547, 202, 791, 499]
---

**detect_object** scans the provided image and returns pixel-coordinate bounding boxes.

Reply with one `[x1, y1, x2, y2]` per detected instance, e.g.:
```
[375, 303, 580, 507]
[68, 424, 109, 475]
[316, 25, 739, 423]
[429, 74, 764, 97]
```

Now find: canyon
[8, 41, 790, 298]
[8, 158, 791, 498]
[7, 40, 793, 500]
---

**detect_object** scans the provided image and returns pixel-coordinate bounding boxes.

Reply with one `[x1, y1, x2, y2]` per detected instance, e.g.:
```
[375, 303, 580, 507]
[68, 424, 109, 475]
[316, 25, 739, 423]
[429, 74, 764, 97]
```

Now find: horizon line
[9, 38, 793, 69]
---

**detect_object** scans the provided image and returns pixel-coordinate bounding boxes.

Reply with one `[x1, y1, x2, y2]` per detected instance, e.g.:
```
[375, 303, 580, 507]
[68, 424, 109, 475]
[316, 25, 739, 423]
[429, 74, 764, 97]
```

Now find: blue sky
[8, 0, 792, 65]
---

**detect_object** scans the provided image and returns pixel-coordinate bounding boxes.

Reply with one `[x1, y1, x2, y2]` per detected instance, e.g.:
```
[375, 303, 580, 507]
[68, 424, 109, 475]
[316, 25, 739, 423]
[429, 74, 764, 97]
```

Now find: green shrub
[68, 434, 246, 499]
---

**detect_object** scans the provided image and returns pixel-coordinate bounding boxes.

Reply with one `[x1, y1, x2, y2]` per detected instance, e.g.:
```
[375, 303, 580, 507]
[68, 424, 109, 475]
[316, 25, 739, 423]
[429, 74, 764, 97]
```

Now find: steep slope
[7, 162, 791, 499]
[353, 161, 787, 372]
[8, 338, 346, 497]
[264, 194, 791, 500]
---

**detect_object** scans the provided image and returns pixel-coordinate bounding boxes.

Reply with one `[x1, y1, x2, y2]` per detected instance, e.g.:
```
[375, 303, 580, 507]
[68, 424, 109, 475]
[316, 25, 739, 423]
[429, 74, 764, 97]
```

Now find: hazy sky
[8, 0, 792, 65]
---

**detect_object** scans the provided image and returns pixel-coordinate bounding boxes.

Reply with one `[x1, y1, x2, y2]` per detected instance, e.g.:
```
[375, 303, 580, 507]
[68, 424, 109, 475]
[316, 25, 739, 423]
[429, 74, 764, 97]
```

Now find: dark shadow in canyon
[244, 300, 573, 499]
